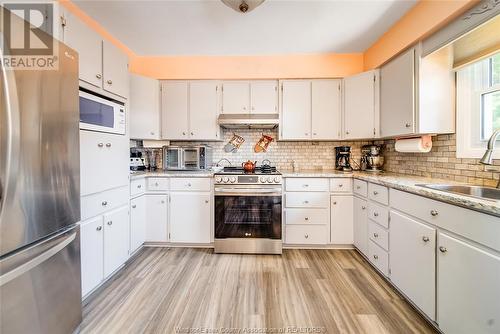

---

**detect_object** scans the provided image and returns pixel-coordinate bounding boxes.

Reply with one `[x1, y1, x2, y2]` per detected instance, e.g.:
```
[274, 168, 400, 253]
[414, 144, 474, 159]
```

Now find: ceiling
[75, 0, 417, 56]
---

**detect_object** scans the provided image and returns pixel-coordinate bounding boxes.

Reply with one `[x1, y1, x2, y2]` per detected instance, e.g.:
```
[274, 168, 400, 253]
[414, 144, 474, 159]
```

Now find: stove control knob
[215, 176, 222, 183]
[222, 177, 229, 183]
[229, 177, 236, 183]
[260, 176, 267, 183]
[274, 176, 281, 183]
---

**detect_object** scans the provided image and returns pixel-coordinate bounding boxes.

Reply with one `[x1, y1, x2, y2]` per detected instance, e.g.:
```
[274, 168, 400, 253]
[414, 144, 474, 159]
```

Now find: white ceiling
[75, 0, 417, 56]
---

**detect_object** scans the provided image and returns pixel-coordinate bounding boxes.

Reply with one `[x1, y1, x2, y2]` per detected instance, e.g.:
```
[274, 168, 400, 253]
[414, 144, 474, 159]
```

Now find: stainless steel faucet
[480, 128, 500, 188]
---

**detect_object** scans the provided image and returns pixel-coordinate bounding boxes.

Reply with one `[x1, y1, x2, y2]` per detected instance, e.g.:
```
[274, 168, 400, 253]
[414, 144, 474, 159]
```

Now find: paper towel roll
[395, 136, 432, 153]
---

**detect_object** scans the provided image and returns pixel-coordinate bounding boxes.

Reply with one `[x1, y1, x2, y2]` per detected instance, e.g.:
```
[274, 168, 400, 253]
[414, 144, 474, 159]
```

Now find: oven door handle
[214, 188, 282, 196]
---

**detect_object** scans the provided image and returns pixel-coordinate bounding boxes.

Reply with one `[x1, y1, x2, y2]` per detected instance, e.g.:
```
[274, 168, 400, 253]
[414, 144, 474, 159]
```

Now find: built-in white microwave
[79, 89, 126, 135]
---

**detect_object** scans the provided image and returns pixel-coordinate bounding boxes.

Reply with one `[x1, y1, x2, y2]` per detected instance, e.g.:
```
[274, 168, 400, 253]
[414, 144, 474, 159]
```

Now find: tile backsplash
[141, 129, 498, 186]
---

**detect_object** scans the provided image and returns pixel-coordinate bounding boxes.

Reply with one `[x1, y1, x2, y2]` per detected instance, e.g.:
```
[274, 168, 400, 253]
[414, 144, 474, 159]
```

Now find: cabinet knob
[97, 143, 104, 147]
[150, 132, 155, 135]
[137, 184, 142, 188]
[191, 132, 194, 136]
[405, 123, 411, 128]
[161, 200, 165, 204]
[338, 184, 343, 188]
[132, 204, 137, 208]
[305, 133, 309, 136]
[304, 217, 309, 221]
[302, 184, 309, 187]
[95, 74, 102, 79]
[373, 233, 379, 238]
[361, 206, 366, 210]
[155, 182, 159, 186]
[304, 234, 309, 239]
[422, 236, 430, 242]
[373, 212, 379, 217]
[313, 133, 317, 136]
[346, 131, 350, 135]
[333, 201, 337, 205]
[205, 200, 209, 204]
[373, 191, 378, 195]
[373, 254, 379, 260]
[187, 183, 192, 187]
[106, 143, 111, 148]
[96, 226, 102, 231]
[182, 132, 186, 135]
[439, 246, 447, 253]
[430, 210, 439, 217]
[107, 221, 113, 226]
[101, 201, 108, 206]
[304, 200, 309, 204]
[245, 232, 252, 237]
[107, 79, 113, 85]
[356, 186, 361, 189]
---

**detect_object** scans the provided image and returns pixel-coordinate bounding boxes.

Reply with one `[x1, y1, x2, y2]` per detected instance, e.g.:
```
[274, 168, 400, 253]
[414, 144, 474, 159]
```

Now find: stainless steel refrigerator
[0, 7, 82, 334]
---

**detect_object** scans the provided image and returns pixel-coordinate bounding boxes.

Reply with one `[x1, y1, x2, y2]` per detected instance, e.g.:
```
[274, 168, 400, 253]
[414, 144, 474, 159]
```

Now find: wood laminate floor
[81, 247, 437, 334]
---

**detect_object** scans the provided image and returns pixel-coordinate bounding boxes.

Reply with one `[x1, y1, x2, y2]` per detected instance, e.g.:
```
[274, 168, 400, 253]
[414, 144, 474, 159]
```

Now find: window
[457, 52, 500, 158]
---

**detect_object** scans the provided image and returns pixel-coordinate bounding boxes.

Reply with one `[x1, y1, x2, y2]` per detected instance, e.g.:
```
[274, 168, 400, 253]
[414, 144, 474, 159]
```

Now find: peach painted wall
[363, 0, 479, 70]
[129, 54, 364, 79]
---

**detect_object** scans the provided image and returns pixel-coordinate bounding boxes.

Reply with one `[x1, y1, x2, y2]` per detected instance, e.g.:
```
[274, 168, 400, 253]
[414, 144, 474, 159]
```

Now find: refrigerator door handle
[0, 232, 76, 287]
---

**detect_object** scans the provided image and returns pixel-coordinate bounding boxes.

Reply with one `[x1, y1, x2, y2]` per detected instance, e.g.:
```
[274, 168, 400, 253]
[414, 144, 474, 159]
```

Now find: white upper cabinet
[129, 74, 161, 140]
[161, 81, 189, 140]
[62, 11, 102, 88]
[281, 80, 311, 140]
[380, 45, 454, 138]
[250, 81, 278, 114]
[222, 81, 249, 114]
[312, 80, 341, 140]
[102, 40, 129, 98]
[189, 81, 220, 140]
[344, 70, 379, 139]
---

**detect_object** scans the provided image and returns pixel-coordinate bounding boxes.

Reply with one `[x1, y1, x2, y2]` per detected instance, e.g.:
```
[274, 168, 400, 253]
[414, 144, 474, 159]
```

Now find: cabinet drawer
[368, 183, 389, 205]
[330, 178, 352, 193]
[286, 208, 329, 225]
[286, 192, 329, 208]
[286, 225, 328, 244]
[390, 189, 500, 252]
[368, 240, 389, 276]
[285, 178, 329, 192]
[81, 186, 129, 221]
[368, 221, 389, 251]
[170, 177, 211, 191]
[353, 179, 368, 197]
[368, 202, 389, 228]
[130, 178, 146, 197]
[147, 178, 169, 192]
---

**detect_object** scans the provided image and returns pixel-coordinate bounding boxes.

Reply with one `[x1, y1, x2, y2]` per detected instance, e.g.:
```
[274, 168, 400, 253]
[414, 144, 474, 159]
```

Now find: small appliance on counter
[361, 144, 384, 172]
[130, 149, 146, 171]
[335, 146, 353, 171]
[163, 145, 213, 170]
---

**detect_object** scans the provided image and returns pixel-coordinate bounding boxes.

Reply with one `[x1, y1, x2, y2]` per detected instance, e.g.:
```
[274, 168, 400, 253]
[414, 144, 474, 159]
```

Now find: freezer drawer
[0, 226, 82, 334]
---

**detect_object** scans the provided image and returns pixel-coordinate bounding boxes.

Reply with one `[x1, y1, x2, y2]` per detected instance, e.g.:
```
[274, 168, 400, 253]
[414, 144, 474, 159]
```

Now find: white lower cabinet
[330, 196, 353, 244]
[353, 197, 368, 255]
[437, 233, 500, 334]
[169, 192, 211, 244]
[286, 225, 328, 245]
[80, 216, 104, 297]
[145, 194, 168, 243]
[103, 206, 130, 277]
[130, 195, 146, 253]
[390, 211, 436, 320]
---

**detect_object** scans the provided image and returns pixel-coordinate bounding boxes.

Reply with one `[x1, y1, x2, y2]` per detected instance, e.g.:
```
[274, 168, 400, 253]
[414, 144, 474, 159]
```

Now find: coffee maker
[361, 144, 384, 172]
[335, 146, 352, 171]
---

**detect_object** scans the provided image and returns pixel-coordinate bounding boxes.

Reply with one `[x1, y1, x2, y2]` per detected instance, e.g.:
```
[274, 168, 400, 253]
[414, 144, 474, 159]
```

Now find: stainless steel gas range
[214, 167, 282, 254]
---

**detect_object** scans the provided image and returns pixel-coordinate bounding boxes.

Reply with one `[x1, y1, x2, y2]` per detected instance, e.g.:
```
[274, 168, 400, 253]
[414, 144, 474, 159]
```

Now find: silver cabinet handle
[361, 206, 366, 210]
[244, 232, 251, 237]
[190, 132, 194, 136]
[422, 236, 430, 242]
[107, 221, 112, 226]
[132, 204, 137, 209]
[373, 254, 379, 260]
[182, 132, 186, 135]
[304, 217, 309, 221]
[106, 143, 111, 148]
[97, 143, 104, 147]
[333, 201, 337, 205]
[304, 200, 309, 204]
[373, 233, 379, 238]
[405, 123, 411, 128]
[187, 183, 192, 187]
[205, 200, 209, 204]
[137, 184, 142, 188]
[155, 182, 159, 186]
[161, 200, 165, 204]
[107, 79, 112, 85]
[101, 201, 108, 206]
[439, 246, 447, 253]
[338, 184, 343, 188]
[96, 74, 102, 79]
[346, 131, 350, 135]
[373, 191, 378, 195]
[96, 226, 102, 231]
[304, 234, 309, 239]
[373, 212, 379, 217]
[430, 210, 439, 216]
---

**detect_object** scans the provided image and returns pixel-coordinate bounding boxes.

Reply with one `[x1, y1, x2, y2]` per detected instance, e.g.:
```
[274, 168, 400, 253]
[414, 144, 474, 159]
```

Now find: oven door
[164, 147, 182, 170]
[215, 187, 282, 239]
[182, 148, 200, 169]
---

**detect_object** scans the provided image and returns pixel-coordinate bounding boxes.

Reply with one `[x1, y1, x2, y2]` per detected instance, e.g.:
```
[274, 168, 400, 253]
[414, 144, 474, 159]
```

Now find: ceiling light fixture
[221, 0, 265, 13]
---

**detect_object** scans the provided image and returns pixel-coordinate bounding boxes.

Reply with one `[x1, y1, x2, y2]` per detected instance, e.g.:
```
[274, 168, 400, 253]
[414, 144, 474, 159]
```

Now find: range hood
[217, 113, 279, 129]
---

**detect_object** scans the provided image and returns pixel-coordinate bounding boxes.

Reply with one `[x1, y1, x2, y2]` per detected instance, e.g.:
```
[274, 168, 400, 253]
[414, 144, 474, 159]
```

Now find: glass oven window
[183, 149, 199, 168]
[166, 148, 180, 169]
[79, 96, 114, 127]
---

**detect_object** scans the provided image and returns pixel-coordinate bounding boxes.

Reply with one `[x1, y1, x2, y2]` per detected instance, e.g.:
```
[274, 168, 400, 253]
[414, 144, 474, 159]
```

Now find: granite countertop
[281, 169, 500, 217]
[130, 170, 215, 179]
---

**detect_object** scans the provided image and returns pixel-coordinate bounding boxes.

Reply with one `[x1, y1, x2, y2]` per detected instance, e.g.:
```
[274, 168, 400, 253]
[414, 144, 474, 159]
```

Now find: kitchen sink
[416, 184, 500, 201]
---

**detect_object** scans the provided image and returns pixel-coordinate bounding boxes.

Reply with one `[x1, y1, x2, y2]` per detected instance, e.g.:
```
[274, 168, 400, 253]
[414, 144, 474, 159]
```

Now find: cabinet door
[129, 74, 160, 140]
[344, 70, 378, 139]
[145, 195, 168, 242]
[63, 12, 102, 88]
[222, 81, 249, 114]
[312, 80, 341, 140]
[130, 196, 146, 253]
[380, 47, 415, 137]
[80, 130, 130, 196]
[281, 80, 311, 140]
[170, 192, 211, 244]
[353, 197, 368, 255]
[80, 216, 104, 297]
[438, 233, 500, 334]
[161, 81, 189, 140]
[103, 206, 129, 277]
[189, 81, 220, 140]
[102, 40, 129, 98]
[390, 211, 436, 320]
[330, 196, 353, 244]
[250, 81, 278, 114]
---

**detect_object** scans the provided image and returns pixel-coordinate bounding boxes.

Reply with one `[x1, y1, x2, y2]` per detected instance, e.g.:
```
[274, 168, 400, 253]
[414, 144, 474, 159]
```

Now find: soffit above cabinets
[73, 0, 416, 56]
